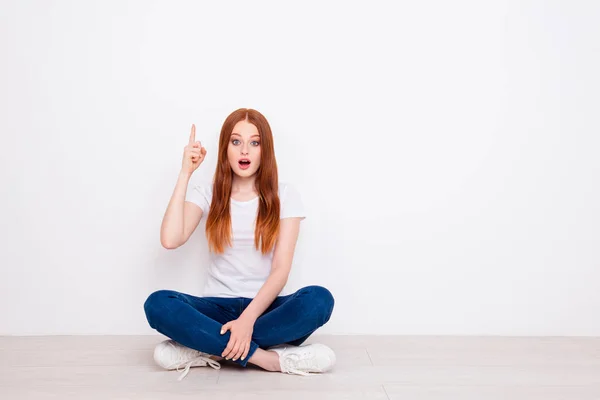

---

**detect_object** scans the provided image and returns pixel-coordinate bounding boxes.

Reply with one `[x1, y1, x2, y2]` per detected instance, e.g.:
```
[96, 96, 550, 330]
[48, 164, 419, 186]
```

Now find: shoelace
[174, 355, 221, 381]
[162, 342, 221, 381]
[280, 352, 314, 376]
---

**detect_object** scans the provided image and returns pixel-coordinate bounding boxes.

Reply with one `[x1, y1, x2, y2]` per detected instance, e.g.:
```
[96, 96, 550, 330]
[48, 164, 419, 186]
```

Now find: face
[227, 120, 261, 177]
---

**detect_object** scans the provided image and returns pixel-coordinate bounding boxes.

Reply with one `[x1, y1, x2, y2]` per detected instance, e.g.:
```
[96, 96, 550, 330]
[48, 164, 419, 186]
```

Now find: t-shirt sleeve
[280, 183, 306, 220]
[185, 183, 210, 217]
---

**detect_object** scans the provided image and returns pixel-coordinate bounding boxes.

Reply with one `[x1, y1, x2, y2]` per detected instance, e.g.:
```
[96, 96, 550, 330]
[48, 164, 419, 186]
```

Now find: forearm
[241, 267, 288, 321]
[160, 170, 191, 248]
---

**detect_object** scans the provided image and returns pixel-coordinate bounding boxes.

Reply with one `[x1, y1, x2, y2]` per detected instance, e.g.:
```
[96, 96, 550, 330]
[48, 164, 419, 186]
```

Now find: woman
[144, 108, 336, 381]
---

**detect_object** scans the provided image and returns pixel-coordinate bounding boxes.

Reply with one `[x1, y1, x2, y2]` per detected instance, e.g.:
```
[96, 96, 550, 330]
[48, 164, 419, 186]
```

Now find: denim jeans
[144, 285, 335, 367]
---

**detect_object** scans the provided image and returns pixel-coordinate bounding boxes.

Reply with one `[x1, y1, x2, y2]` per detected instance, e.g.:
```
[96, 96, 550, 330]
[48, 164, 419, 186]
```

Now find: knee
[143, 289, 177, 327]
[299, 285, 335, 324]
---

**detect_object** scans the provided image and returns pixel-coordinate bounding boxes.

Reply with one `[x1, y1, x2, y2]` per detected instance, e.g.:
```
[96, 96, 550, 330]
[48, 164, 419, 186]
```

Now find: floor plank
[1, 335, 599, 399]
[384, 383, 600, 400]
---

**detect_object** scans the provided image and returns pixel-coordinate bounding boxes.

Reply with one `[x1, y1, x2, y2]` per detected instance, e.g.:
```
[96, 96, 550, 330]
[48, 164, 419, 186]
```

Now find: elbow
[160, 236, 182, 250]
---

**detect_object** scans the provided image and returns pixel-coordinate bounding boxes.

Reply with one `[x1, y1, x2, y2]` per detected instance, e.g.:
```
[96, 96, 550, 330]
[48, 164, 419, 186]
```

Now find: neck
[231, 174, 256, 193]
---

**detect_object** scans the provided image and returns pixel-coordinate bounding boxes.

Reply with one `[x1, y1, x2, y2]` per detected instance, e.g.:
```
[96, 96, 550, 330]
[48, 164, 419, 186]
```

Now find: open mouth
[238, 160, 251, 169]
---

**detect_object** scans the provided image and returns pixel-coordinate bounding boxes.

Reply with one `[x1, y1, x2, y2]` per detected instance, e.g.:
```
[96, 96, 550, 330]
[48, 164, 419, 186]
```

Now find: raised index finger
[189, 124, 196, 144]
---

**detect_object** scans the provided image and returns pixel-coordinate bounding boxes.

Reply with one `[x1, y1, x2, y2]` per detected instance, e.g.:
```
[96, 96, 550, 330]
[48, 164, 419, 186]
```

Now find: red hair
[205, 108, 280, 254]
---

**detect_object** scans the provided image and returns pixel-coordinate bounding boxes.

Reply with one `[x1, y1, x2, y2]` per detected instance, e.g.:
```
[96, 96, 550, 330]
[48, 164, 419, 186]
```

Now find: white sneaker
[270, 343, 336, 376]
[153, 339, 221, 381]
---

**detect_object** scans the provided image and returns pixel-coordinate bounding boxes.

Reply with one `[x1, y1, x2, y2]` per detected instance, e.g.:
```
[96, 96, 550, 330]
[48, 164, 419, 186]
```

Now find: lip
[238, 158, 251, 170]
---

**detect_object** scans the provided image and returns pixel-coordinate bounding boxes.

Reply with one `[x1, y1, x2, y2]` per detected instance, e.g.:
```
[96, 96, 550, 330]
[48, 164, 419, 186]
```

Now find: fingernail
[220, 330, 224, 334]
[241, 356, 245, 360]
[232, 358, 237, 361]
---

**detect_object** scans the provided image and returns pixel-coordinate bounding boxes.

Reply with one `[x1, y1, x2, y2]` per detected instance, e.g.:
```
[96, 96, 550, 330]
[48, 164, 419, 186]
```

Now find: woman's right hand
[182, 124, 207, 176]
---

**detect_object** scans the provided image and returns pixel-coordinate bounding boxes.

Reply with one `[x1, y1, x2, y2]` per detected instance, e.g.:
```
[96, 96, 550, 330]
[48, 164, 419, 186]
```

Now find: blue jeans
[144, 285, 335, 367]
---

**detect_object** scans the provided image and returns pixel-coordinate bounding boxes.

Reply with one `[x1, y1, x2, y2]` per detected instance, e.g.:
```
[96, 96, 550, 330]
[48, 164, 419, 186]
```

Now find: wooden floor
[1, 335, 600, 399]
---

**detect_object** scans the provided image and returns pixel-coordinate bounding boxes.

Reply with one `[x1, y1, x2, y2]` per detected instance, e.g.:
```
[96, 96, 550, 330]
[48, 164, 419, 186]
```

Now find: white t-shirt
[185, 181, 306, 298]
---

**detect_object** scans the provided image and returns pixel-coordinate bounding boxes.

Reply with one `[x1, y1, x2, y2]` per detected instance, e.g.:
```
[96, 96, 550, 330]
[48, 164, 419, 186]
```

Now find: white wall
[1, 0, 599, 336]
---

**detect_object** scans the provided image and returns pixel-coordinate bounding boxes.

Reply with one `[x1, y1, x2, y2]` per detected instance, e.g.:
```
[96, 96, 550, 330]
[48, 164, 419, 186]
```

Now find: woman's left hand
[221, 315, 255, 361]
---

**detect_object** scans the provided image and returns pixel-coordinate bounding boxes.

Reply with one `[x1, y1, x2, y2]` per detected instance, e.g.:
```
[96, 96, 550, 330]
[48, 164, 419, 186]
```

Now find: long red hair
[205, 108, 280, 254]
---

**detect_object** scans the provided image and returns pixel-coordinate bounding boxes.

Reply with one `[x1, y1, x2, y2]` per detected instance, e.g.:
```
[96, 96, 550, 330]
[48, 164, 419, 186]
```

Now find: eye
[231, 139, 259, 146]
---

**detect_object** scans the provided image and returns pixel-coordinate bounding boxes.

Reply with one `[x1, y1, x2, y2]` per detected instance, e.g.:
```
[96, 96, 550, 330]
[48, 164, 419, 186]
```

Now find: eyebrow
[231, 133, 260, 138]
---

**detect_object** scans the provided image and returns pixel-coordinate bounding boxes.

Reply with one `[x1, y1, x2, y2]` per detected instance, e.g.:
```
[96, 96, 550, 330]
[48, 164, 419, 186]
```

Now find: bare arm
[159, 171, 204, 249]
[220, 217, 304, 361]
[240, 217, 303, 320]
[160, 124, 207, 249]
